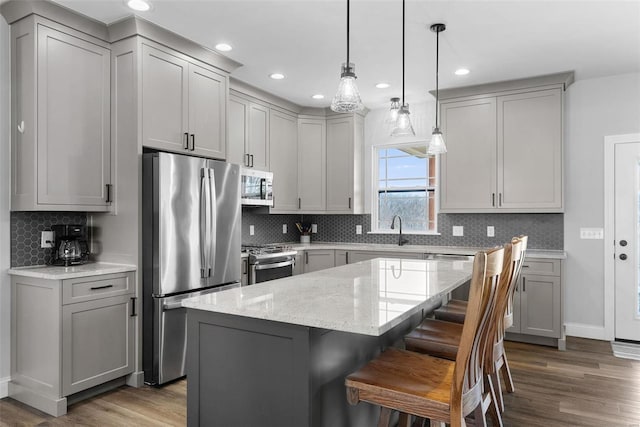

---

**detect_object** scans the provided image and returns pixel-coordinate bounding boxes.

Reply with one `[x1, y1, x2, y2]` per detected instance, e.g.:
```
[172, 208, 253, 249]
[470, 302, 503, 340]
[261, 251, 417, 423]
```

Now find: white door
[615, 141, 640, 341]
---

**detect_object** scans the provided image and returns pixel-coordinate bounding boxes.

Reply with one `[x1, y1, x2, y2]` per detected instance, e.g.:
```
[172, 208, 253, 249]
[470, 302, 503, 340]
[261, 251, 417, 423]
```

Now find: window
[373, 143, 437, 233]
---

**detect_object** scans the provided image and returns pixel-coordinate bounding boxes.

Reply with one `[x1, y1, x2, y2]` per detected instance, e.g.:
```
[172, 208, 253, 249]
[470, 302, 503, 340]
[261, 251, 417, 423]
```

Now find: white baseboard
[612, 341, 640, 361]
[0, 376, 10, 398]
[564, 322, 608, 340]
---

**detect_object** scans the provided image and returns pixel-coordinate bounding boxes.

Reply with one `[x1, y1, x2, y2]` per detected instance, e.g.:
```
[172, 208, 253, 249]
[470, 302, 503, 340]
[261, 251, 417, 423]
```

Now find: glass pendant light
[428, 23, 447, 154]
[331, 0, 364, 112]
[386, 97, 401, 124]
[391, 0, 415, 137]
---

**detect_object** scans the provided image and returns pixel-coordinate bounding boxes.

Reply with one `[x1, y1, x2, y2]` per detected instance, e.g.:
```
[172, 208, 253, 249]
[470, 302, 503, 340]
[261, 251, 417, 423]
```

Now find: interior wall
[564, 72, 640, 339]
[0, 17, 11, 397]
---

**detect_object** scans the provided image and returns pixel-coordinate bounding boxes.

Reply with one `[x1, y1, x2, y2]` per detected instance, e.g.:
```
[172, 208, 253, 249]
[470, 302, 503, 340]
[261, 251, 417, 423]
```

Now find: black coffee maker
[51, 224, 90, 266]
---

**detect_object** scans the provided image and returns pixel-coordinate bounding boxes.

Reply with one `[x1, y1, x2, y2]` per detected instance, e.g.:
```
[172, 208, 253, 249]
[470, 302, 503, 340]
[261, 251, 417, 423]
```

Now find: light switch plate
[282, 224, 288, 234]
[452, 226, 464, 237]
[311, 224, 318, 233]
[580, 227, 603, 239]
[355, 225, 362, 235]
[41, 231, 54, 248]
[249, 225, 255, 236]
[487, 226, 495, 237]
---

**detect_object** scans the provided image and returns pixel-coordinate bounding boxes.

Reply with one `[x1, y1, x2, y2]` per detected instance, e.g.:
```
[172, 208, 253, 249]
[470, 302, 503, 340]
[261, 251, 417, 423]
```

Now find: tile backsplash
[242, 211, 563, 250]
[10, 211, 87, 267]
[10, 209, 562, 267]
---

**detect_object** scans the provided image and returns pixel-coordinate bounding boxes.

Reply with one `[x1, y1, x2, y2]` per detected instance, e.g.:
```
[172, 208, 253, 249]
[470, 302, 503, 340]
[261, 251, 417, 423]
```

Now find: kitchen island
[182, 257, 473, 427]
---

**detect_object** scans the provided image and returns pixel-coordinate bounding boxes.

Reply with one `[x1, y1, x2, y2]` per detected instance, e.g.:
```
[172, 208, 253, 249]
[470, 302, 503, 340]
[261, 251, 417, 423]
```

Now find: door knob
[620, 240, 628, 247]
[619, 253, 628, 260]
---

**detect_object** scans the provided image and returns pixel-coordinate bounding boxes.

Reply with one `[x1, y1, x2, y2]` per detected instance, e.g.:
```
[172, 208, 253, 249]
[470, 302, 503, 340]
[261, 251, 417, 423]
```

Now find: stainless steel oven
[243, 245, 297, 285]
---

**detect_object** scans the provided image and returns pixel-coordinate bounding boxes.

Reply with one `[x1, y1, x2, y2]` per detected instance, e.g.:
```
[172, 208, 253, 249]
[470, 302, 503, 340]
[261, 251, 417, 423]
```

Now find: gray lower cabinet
[10, 272, 136, 416]
[508, 257, 563, 347]
[241, 257, 249, 285]
[10, 15, 112, 211]
[302, 250, 335, 273]
[336, 250, 424, 266]
[293, 254, 304, 276]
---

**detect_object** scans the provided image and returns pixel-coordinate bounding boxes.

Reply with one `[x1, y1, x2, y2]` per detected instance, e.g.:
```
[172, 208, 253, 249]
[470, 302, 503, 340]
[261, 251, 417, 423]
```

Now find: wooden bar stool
[405, 237, 526, 414]
[345, 247, 504, 427]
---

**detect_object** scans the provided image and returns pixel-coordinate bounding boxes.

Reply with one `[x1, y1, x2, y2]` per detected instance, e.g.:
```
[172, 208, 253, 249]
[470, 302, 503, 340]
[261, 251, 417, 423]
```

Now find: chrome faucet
[390, 215, 409, 246]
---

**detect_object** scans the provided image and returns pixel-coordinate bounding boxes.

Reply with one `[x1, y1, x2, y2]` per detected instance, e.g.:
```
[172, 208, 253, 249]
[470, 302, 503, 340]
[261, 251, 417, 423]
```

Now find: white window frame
[370, 141, 440, 235]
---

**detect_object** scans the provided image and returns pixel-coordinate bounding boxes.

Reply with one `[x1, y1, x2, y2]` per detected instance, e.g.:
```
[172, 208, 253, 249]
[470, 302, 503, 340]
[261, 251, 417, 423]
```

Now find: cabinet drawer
[521, 258, 560, 276]
[63, 273, 134, 305]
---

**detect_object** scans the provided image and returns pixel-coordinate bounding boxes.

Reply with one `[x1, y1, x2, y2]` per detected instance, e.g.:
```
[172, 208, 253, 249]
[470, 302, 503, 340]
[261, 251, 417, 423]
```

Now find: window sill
[368, 230, 441, 236]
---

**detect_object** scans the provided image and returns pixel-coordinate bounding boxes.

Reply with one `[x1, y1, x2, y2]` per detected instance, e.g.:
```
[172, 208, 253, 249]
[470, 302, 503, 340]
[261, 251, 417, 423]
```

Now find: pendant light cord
[346, 0, 350, 67]
[435, 26, 439, 127]
[402, 0, 405, 105]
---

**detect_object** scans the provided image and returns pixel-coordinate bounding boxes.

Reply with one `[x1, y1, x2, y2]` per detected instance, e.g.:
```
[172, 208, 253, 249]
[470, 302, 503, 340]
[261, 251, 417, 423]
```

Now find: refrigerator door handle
[200, 169, 211, 278]
[208, 168, 217, 278]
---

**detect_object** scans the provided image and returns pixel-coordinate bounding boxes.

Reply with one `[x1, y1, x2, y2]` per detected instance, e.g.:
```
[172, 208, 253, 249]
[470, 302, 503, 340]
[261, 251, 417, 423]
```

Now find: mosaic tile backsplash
[242, 211, 563, 250]
[11, 211, 87, 267]
[11, 210, 562, 266]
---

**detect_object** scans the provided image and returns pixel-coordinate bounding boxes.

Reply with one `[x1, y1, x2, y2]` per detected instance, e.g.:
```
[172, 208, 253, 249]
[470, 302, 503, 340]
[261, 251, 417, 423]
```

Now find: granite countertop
[182, 257, 473, 336]
[285, 242, 566, 260]
[8, 262, 137, 280]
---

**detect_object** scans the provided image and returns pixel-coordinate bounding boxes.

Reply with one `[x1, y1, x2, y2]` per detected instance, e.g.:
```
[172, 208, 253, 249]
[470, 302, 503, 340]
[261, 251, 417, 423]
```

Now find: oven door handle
[253, 259, 295, 270]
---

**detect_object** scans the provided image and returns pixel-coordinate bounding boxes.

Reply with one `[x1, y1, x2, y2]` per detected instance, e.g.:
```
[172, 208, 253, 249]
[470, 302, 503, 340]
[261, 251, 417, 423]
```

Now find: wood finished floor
[0, 337, 639, 426]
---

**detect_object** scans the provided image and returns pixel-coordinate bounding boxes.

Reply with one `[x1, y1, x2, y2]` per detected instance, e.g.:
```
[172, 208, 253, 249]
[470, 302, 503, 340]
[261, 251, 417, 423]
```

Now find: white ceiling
[52, 0, 640, 109]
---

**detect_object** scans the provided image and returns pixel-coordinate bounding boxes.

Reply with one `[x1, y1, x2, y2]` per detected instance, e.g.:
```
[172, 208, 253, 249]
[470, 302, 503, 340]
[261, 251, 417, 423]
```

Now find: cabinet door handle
[245, 153, 250, 167]
[190, 134, 195, 151]
[346, 252, 349, 264]
[242, 259, 248, 274]
[130, 297, 137, 317]
[305, 252, 309, 264]
[522, 277, 526, 293]
[492, 193, 495, 207]
[183, 132, 189, 150]
[90, 284, 113, 290]
[499, 193, 502, 207]
[106, 184, 112, 203]
[348, 197, 352, 209]
[298, 198, 301, 209]
[250, 155, 254, 167]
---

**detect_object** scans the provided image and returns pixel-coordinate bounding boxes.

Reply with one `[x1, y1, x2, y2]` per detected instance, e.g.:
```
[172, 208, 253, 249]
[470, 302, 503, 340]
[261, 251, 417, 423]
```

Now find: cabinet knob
[619, 253, 628, 261]
[620, 240, 628, 247]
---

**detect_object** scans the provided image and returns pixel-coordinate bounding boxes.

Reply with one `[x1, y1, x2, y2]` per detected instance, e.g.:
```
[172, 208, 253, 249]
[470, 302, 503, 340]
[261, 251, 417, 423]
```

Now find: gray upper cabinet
[439, 77, 567, 213]
[11, 17, 112, 211]
[228, 93, 269, 170]
[498, 90, 563, 210]
[142, 43, 227, 160]
[325, 114, 364, 213]
[440, 97, 497, 211]
[269, 109, 299, 211]
[297, 118, 326, 212]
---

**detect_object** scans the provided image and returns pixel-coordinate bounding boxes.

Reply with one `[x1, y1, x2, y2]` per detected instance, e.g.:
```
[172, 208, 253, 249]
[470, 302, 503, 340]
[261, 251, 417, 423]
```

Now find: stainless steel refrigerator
[142, 152, 241, 385]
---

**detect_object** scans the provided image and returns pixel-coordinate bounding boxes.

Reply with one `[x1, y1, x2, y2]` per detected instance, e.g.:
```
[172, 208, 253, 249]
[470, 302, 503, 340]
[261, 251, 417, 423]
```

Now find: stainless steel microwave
[241, 168, 273, 206]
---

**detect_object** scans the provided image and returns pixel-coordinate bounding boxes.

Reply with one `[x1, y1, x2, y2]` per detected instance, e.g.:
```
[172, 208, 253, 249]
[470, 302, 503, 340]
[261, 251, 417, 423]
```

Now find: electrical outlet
[249, 225, 255, 236]
[311, 224, 318, 233]
[452, 226, 464, 237]
[487, 226, 495, 237]
[580, 227, 604, 239]
[41, 231, 54, 248]
[282, 224, 288, 234]
[355, 225, 362, 235]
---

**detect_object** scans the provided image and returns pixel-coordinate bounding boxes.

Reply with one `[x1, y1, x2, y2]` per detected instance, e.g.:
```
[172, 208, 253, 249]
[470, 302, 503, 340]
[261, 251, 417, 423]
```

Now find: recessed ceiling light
[312, 94, 325, 100]
[454, 68, 470, 76]
[375, 83, 390, 89]
[215, 43, 232, 52]
[269, 73, 285, 80]
[126, 0, 151, 11]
